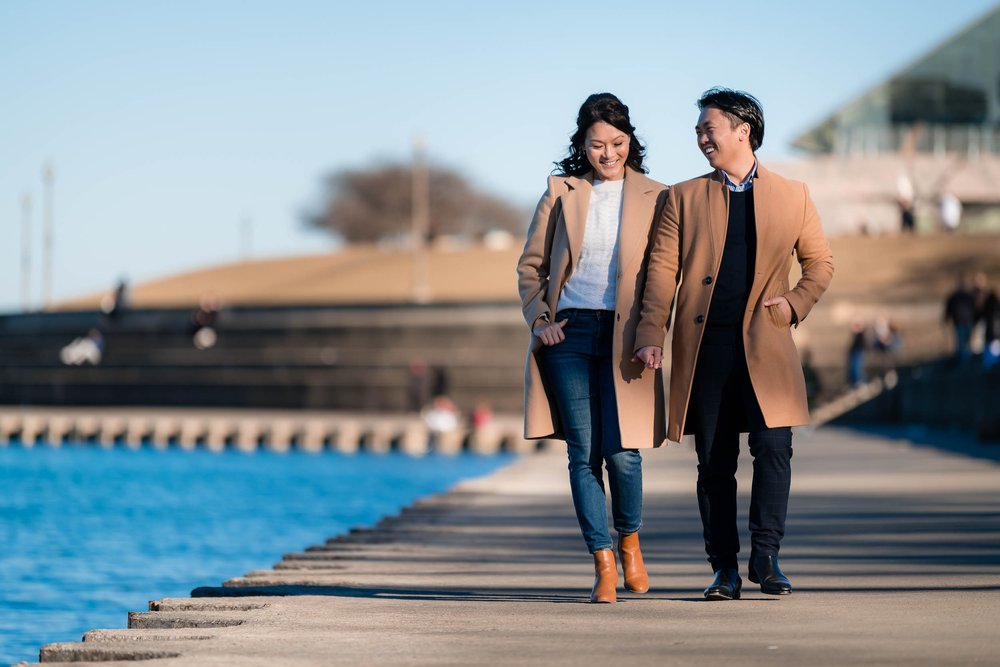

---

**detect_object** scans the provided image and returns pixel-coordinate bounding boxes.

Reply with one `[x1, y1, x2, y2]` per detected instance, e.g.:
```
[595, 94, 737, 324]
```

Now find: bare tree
[305, 162, 524, 243]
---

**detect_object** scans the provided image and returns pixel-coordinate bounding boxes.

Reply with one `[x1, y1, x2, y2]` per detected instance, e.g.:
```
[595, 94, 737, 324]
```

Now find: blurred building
[777, 6, 1000, 234]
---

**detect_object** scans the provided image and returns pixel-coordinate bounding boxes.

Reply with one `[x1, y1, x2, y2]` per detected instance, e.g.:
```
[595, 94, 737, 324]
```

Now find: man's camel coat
[633, 163, 834, 443]
[517, 167, 668, 448]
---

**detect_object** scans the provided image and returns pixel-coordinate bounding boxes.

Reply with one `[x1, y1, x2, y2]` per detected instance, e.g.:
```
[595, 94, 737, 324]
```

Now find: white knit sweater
[558, 178, 623, 312]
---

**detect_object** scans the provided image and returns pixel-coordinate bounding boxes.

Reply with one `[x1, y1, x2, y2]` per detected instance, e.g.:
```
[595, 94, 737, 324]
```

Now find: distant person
[469, 400, 493, 431]
[431, 366, 450, 398]
[898, 198, 916, 234]
[101, 278, 130, 320]
[848, 319, 868, 386]
[190, 293, 221, 350]
[801, 350, 822, 406]
[944, 274, 976, 364]
[468, 399, 498, 452]
[407, 360, 431, 412]
[973, 272, 999, 369]
[896, 173, 916, 234]
[938, 192, 962, 233]
[634, 88, 834, 601]
[872, 313, 903, 371]
[518, 92, 668, 603]
[423, 395, 458, 440]
[60, 328, 104, 366]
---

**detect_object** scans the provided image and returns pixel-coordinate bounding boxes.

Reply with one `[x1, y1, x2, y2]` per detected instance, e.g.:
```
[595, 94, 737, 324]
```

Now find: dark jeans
[848, 349, 866, 386]
[953, 323, 973, 363]
[688, 335, 793, 570]
[539, 309, 643, 553]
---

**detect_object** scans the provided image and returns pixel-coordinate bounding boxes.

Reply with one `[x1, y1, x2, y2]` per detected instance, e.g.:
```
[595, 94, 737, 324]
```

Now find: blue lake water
[0, 443, 514, 666]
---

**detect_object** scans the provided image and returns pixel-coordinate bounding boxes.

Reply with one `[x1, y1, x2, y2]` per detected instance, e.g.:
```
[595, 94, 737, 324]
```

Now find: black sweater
[704, 188, 756, 343]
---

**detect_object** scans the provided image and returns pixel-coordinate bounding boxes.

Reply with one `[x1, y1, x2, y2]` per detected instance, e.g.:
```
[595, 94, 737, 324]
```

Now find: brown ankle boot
[590, 549, 617, 603]
[618, 532, 649, 593]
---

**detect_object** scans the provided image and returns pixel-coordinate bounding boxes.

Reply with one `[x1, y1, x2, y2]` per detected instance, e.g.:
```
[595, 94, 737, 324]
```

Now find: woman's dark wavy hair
[697, 87, 765, 151]
[555, 93, 647, 177]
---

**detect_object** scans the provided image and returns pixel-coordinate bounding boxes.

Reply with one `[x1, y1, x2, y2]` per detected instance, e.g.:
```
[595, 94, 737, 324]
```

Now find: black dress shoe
[748, 554, 792, 595]
[703, 567, 742, 600]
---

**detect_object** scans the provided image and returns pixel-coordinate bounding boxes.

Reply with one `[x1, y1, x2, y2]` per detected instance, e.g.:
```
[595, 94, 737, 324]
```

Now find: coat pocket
[765, 291, 791, 328]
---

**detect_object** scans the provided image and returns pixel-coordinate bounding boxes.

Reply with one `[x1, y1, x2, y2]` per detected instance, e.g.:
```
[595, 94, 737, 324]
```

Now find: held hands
[533, 319, 569, 346]
[633, 346, 663, 370]
[763, 296, 793, 325]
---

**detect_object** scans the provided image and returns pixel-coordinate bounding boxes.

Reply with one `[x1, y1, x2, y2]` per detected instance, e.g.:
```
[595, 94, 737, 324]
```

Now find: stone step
[127, 611, 247, 630]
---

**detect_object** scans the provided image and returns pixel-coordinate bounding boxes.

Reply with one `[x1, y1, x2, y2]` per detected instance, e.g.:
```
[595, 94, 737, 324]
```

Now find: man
[634, 88, 833, 600]
[972, 272, 999, 369]
[943, 273, 976, 364]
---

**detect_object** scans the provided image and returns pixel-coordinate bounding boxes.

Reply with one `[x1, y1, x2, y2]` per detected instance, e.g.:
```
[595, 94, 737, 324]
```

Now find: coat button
[695, 315, 705, 324]
[616, 313, 621, 322]
[703, 276, 713, 285]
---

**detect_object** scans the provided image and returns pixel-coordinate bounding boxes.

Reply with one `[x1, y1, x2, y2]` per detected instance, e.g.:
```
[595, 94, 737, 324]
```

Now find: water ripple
[0, 444, 513, 665]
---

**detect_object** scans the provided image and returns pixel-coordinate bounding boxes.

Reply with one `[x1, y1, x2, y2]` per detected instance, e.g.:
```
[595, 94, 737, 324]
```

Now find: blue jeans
[848, 350, 866, 386]
[954, 323, 972, 363]
[539, 309, 643, 553]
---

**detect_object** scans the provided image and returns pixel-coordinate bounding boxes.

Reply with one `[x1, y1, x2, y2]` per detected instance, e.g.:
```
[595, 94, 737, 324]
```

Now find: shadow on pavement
[835, 423, 1000, 463]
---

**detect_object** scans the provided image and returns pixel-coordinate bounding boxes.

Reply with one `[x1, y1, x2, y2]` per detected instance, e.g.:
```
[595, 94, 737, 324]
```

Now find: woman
[517, 93, 668, 603]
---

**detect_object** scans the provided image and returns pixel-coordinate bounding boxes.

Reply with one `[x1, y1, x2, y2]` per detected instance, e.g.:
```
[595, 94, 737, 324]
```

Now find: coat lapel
[747, 163, 774, 309]
[706, 171, 729, 265]
[618, 168, 658, 270]
[561, 174, 592, 271]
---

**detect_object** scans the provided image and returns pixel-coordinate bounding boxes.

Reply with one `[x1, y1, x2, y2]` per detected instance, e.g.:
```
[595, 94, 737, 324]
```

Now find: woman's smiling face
[585, 121, 629, 181]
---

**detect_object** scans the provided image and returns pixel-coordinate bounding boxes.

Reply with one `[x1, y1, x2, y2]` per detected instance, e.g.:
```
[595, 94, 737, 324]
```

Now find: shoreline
[3, 445, 516, 667]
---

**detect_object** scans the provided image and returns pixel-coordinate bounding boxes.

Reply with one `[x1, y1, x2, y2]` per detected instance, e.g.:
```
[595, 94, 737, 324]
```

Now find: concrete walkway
[33, 427, 1000, 666]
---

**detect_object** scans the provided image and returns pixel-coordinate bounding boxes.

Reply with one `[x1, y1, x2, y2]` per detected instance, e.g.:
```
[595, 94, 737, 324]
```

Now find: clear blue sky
[1, 0, 996, 312]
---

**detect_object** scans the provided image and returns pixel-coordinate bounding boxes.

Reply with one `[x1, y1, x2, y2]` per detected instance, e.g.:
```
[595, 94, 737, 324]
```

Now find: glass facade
[794, 7, 1000, 155]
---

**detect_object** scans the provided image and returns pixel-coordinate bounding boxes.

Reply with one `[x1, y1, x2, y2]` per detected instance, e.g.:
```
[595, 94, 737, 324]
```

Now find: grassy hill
[58, 243, 523, 309]
[59, 233, 1000, 311]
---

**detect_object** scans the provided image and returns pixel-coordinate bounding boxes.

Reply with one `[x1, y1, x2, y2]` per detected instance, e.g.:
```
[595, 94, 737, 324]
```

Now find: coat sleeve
[783, 183, 834, 324]
[634, 184, 682, 350]
[517, 176, 562, 329]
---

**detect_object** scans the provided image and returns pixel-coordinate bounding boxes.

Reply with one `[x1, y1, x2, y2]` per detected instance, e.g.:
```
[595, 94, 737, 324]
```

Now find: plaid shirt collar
[721, 160, 758, 192]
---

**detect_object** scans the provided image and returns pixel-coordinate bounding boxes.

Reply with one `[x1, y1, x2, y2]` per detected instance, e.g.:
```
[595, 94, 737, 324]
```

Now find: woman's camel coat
[517, 167, 668, 448]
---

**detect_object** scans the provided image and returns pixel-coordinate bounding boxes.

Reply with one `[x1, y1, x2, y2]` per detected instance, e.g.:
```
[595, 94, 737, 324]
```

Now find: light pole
[240, 215, 252, 261]
[21, 193, 32, 311]
[411, 136, 431, 303]
[41, 161, 54, 310]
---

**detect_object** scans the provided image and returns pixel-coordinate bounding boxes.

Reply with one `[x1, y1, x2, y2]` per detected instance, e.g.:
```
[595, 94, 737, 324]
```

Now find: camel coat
[517, 167, 668, 448]
[634, 164, 834, 443]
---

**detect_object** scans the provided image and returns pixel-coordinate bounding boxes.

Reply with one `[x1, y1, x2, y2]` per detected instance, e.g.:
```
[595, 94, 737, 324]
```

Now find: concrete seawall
[0, 303, 532, 414]
[28, 426, 1000, 666]
[0, 407, 544, 456]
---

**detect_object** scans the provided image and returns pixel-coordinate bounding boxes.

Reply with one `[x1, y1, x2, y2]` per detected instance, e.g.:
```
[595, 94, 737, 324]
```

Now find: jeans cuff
[614, 521, 642, 536]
